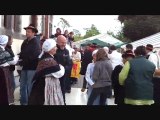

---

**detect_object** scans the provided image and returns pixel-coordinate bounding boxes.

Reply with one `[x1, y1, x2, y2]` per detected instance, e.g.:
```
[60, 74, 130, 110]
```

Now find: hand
[92, 83, 96, 87]
[154, 69, 160, 76]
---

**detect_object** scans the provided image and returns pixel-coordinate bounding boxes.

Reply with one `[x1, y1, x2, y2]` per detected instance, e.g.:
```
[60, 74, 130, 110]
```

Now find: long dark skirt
[0, 67, 14, 105]
[28, 77, 45, 105]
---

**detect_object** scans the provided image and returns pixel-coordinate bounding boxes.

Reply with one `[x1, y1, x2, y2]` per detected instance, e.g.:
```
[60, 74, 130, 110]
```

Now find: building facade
[0, 15, 53, 76]
[0, 15, 53, 39]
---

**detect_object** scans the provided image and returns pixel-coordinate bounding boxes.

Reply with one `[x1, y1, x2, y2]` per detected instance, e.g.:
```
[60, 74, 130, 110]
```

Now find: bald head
[57, 35, 67, 50]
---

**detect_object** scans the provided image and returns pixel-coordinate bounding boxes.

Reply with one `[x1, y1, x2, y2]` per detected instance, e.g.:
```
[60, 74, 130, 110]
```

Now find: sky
[52, 15, 122, 36]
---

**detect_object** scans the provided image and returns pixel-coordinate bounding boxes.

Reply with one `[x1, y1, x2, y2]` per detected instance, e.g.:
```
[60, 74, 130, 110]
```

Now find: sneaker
[81, 88, 86, 92]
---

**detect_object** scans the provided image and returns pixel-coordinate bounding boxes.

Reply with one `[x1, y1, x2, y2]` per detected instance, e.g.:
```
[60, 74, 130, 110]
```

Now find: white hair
[92, 49, 98, 56]
[103, 46, 109, 53]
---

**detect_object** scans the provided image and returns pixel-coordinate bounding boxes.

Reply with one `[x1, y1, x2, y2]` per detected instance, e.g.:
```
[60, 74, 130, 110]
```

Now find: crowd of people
[0, 24, 160, 105]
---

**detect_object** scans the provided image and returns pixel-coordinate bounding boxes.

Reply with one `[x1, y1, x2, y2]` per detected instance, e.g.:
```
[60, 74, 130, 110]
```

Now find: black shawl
[28, 53, 60, 105]
[0, 47, 13, 65]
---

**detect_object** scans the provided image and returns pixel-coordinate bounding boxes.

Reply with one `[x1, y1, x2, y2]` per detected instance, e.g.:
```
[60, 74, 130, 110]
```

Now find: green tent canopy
[81, 39, 110, 47]
[114, 42, 126, 48]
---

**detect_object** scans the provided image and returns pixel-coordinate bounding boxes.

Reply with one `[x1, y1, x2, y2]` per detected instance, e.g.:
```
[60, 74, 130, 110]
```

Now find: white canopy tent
[73, 33, 123, 47]
[121, 32, 160, 50]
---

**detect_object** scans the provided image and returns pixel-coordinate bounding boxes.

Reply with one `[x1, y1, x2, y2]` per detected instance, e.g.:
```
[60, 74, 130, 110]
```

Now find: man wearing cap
[146, 44, 160, 105]
[19, 24, 41, 105]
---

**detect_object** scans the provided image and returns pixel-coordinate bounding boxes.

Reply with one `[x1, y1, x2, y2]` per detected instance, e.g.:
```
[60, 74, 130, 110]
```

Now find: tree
[73, 29, 83, 41]
[107, 30, 129, 42]
[73, 29, 81, 36]
[118, 15, 136, 23]
[118, 15, 160, 42]
[83, 24, 100, 39]
[74, 35, 84, 42]
[57, 18, 71, 32]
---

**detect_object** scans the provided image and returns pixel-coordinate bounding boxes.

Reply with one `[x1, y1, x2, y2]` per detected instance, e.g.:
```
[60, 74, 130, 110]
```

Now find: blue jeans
[20, 70, 35, 105]
[87, 85, 100, 105]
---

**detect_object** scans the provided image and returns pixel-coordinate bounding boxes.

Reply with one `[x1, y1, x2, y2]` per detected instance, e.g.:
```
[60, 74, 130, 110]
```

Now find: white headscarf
[39, 39, 56, 58]
[0, 35, 8, 46]
[92, 49, 98, 56]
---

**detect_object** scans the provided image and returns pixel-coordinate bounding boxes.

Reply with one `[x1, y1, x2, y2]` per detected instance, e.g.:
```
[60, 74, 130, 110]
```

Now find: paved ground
[14, 75, 116, 105]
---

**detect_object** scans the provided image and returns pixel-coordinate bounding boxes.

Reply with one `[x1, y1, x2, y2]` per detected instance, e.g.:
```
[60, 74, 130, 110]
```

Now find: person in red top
[89, 43, 98, 52]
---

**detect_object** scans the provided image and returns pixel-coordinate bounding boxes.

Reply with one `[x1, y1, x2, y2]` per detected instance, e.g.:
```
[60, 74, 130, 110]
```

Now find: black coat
[19, 37, 40, 70]
[5, 45, 15, 71]
[80, 49, 93, 75]
[111, 65, 125, 105]
[54, 45, 70, 69]
[0, 68, 9, 105]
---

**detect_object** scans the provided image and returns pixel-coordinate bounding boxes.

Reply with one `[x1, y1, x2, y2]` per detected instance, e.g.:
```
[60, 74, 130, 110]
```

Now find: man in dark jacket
[54, 35, 71, 105]
[19, 24, 40, 105]
[80, 44, 94, 92]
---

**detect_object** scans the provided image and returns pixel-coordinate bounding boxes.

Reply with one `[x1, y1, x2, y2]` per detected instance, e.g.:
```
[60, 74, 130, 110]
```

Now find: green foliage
[58, 18, 71, 32]
[118, 15, 136, 23]
[83, 24, 100, 39]
[107, 30, 129, 42]
[118, 15, 160, 42]
[74, 35, 84, 41]
[72, 29, 84, 41]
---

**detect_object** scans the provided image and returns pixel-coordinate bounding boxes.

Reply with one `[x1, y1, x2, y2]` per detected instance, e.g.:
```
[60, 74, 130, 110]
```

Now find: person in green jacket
[119, 46, 156, 105]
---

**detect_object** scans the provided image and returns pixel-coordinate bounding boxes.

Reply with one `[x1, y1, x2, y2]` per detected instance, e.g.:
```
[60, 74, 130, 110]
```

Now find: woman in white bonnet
[0, 35, 18, 105]
[28, 39, 65, 105]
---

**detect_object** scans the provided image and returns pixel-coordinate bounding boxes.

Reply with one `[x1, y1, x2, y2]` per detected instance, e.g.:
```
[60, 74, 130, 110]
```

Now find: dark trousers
[153, 77, 160, 105]
[71, 77, 77, 84]
[59, 75, 66, 105]
[87, 86, 111, 105]
[82, 76, 87, 89]
[65, 77, 71, 91]
[65, 64, 72, 92]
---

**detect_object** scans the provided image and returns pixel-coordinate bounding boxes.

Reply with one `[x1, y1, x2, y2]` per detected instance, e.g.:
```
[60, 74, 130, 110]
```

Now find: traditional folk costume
[70, 50, 81, 79]
[0, 35, 18, 105]
[28, 39, 65, 105]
